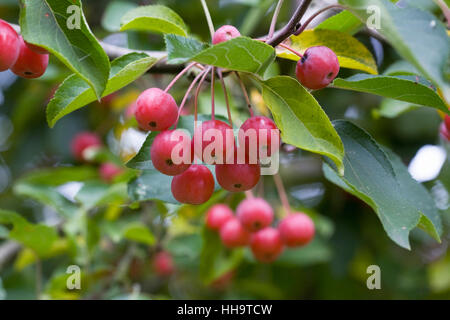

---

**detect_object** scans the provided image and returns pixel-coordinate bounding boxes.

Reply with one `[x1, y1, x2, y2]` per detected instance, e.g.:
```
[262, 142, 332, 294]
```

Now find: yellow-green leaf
[277, 29, 378, 75]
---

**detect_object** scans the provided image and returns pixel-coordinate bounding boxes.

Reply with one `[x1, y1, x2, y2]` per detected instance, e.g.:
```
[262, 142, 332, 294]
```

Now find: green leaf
[339, 0, 450, 102]
[165, 34, 208, 64]
[19, 0, 110, 99]
[383, 60, 420, 76]
[122, 222, 155, 245]
[192, 37, 276, 76]
[316, 10, 362, 35]
[75, 181, 128, 210]
[372, 98, 419, 119]
[128, 170, 177, 204]
[47, 53, 157, 127]
[102, 0, 138, 32]
[323, 120, 442, 249]
[0, 209, 58, 257]
[120, 5, 188, 36]
[259, 76, 344, 174]
[333, 74, 449, 114]
[277, 29, 378, 74]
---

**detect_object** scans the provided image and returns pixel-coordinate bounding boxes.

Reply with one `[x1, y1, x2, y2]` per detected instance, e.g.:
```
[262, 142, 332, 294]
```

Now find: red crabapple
[71, 132, 102, 162]
[215, 162, 260, 192]
[445, 115, 450, 132]
[250, 227, 284, 263]
[0, 19, 20, 71]
[212, 25, 241, 45]
[278, 212, 315, 247]
[171, 164, 215, 205]
[440, 121, 450, 141]
[153, 251, 175, 276]
[295, 46, 339, 90]
[135, 88, 178, 131]
[219, 218, 250, 248]
[151, 130, 192, 176]
[206, 204, 234, 231]
[25, 41, 48, 55]
[236, 197, 273, 232]
[193, 119, 235, 164]
[11, 36, 49, 79]
[238, 116, 280, 162]
[99, 162, 123, 183]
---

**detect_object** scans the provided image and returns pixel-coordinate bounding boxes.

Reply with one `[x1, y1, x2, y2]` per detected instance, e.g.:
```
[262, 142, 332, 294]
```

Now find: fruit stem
[277, 43, 303, 59]
[273, 173, 291, 215]
[194, 66, 211, 122]
[164, 62, 200, 93]
[175, 69, 208, 128]
[218, 69, 233, 127]
[294, 4, 343, 36]
[245, 190, 254, 199]
[211, 67, 216, 120]
[235, 72, 254, 117]
[268, 0, 285, 40]
[200, 0, 216, 40]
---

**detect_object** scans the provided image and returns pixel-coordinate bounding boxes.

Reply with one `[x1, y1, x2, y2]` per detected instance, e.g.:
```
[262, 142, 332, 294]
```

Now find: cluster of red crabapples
[206, 199, 315, 263]
[0, 19, 49, 78]
[132, 25, 340, 205]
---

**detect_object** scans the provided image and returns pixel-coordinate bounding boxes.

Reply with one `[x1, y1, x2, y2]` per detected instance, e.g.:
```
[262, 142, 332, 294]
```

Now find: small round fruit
[0, 19, 20, 71]
[151, 130, 192, 176]
[11, 36, 49, 79]
[193, 119, 235, 164]
[135, 88, 178, 131]
[278, 213, 315, 247]
[153, 251, 175, 276]
[215, 162, 260, 192]
[171, 165, 215, 205]
[236, 197, 273, 232]
[445, 115, 450, 132]
[25, 41, 48, 55]
[71, 132, 102, 162]
[250, 227, 283, 263]
[206, 204, 234, 231]
[99, 163, 123, 183]
[219, 218, 250, 248]
[295, 46, 339, 90]
[238, 116, 280, 162]
[212, 25, 240, 45]
[440, 122, 450, 141]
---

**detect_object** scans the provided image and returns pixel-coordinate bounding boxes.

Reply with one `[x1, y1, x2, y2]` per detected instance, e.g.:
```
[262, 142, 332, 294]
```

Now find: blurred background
[0, 0, 449, 300]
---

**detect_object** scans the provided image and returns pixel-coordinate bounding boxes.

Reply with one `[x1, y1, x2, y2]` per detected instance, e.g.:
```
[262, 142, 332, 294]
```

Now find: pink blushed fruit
[135, 88, 178, 131]
[212, 25, 241, 45]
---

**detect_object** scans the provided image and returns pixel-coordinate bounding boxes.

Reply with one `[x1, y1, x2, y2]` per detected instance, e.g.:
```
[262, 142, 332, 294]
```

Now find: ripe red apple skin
[219, 218, 250, 248]
[0, 19, 20, 71]
[153, 251, 175, 276]
[215, 162, 260, 192]
[440, 122, 450, 141]
[295, 46, 339, 90]
[236, 197, 274, 232]
[11, 36, 49, 79]
[151, 130, 192, 176]
[206, 204, 234, 231]
[238, 116, 280, 162]
[212, 25, 241, 45]
[445, 115, 450, 132]
[135, 88, 178, 131]
[192, 119, 235, 165]
[278, 213, 315, 247]
[171, 165, 215, 205]
[71, 132, 102, 162]
[99, 163, 123, 183]
[250, 227, 284, 263]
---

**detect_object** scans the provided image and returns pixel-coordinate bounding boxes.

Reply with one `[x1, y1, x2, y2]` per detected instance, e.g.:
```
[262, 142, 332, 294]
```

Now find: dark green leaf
[165, 34, 208, 64]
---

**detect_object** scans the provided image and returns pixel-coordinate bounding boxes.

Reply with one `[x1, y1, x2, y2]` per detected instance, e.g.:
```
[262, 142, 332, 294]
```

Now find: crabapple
[0, 19, 20, 71]
[440, 121, 450, 141]
[278, 212, 315, 247]
[135, 88, 178, 131]
[215, 162, 260, 192]
[153, 251, 175, 276]
[193, 119, 235, 164]
[11, 36, 49, 79]
[295, 46, 339, 90]
[236, 197, 273, 232]
[206, 204, 234, 231]
[250, 227, 283, 263]
[445, 115, 450, 132]
[151, 129, 192, 176]
[212, 25, 240, 45]
[171, 164, 215, 205]
[219, 218, 250, 248]
[99, 162, 123, 183]
[71, 132, 102, 162]
[25, 41, 48, 55]
[238, 116, 280, 162]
